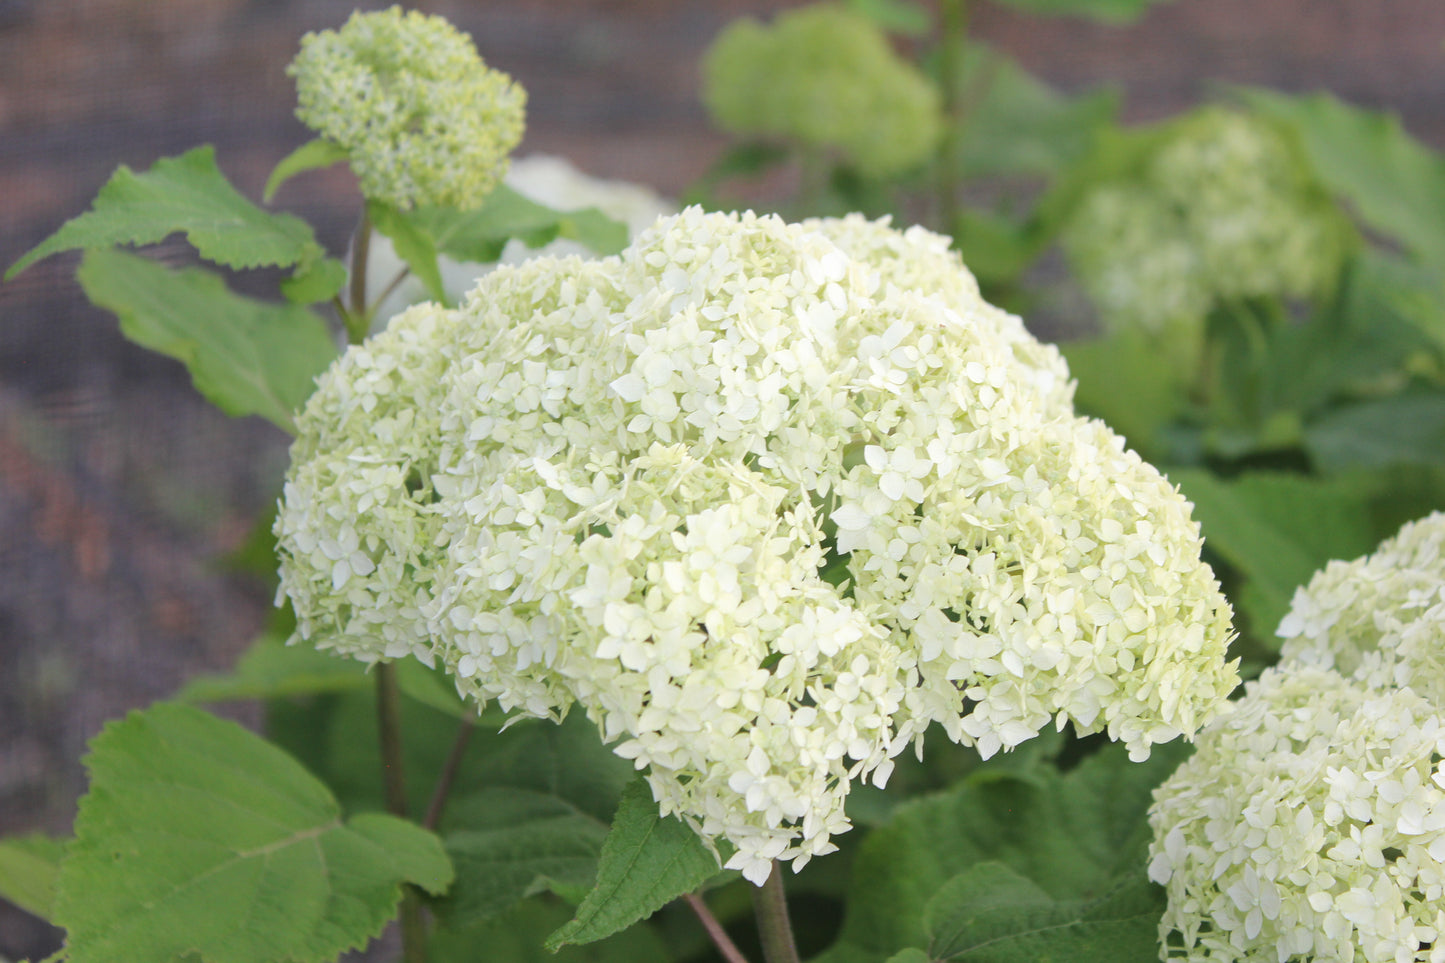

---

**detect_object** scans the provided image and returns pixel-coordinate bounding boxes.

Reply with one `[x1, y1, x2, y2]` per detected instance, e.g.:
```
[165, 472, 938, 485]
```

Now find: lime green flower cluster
[702, 4, 942, 178]
[288, 6, 525, 210]
[1063, 108, 1350, 360]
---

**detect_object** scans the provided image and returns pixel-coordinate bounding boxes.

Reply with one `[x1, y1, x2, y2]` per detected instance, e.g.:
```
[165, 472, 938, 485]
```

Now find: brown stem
[422, 718, 476, 831]
[685, 892, 751, 963]
[346, 208, 373, 346]
[375, 664, 427, 963]
[750, 862, 800, 963]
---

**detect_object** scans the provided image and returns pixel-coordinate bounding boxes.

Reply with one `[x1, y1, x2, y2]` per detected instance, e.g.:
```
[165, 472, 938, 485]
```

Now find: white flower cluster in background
[366, 155, 676, 325]
[1150, 512, 1445, 963]
[277, 207, 1238, 883]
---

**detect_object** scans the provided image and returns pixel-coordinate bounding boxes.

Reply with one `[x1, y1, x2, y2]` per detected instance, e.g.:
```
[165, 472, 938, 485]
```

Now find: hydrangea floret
[1150, 513, 1445, 963]
[288, 6, 525, 210]
[701, 4, 942, 178]
[1063, 108, 1350, 364]
[275, 207, 1238, 883]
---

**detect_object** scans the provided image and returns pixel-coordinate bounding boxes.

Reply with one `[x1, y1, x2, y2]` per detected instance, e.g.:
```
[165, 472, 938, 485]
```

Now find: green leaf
[951, 45, 1120, 180]
[922, 864, 1161, 961]
[545, 777, 724, 950]
[367, 201, 446, 303]
[1239, 88, 1445, 277]
[409, 186, 630, 265]
[0, 833, 67, 921]
[984, 0, 1173, 24]
[175, 630, 368, 704]
[430, 895, 670, 963]
[819, 742, 1187, 960]
[264, 139, 350, 203]
[433, 788, 609, 928]
[7, 146, 325, 279]
[392, 659, 475, 720]
[280, 255, 347, 305]
[1062, 330, 1185, 458]
[1172, 470, 1382, 642]
[1304, 395, 1445, 473]
[55, 702, 453, 963]
[76, 248, 337, 431]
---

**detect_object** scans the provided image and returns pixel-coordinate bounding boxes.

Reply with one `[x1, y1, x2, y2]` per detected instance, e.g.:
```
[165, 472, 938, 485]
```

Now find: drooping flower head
[276, 208, 1237, 883]
[702, 4, 942, 177]
[1278, 511, 1445, 707]
[1148, 667, 1445, 963]
[288, 6, 525, 210]
[1063, 108, 1351, 367]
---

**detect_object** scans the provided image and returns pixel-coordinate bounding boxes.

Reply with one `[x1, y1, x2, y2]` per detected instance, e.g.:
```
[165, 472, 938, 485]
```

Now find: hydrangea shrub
[289, 6, 525, 210]
[1150, 512, 1445, 962]
[276, 207, 1238, 883]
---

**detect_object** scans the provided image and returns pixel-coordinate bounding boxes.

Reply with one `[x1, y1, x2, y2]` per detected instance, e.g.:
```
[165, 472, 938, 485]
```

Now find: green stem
[346, 208, 374, 346]
[936, 0, 969, 234]
[375, 664, 427, 963]
[750, 862, 800, 963]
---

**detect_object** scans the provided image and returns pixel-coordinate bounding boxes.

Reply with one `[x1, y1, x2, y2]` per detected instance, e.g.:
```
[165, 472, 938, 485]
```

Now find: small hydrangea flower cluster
[702, 4, 942, 178]
[1150, 512, 1445, 963]
[288, 6, 525, 210]
[1063, 109, 1349, 364]
[277, 208, 1237, 883]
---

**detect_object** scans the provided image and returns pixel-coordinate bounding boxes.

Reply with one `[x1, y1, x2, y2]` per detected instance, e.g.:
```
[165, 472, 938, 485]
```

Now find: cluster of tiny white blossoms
[276, 207, 1238, 883]
[288, 6, 525, 210]
[1063, 108, 1349, 365]
[1149, 513, 1445, 963]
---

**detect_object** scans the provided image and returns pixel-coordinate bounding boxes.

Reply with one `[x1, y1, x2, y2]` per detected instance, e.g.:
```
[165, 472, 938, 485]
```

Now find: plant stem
[685, 892, 751, 963]
[423, 718, 476, 831]
[376, 663, 427, 963]
[750, 862, 800, 963]
[346, 208, 374, 346]
[935, 0, 969, 234]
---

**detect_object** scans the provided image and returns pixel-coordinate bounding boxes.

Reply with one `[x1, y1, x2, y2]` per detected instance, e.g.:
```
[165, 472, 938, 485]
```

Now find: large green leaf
[985, 0, 1174, 24]
[0, 833, 67, 921]
[546, 778, 725, 950]
[76, 248, 337, 432]
[1062, 330, 1186, 459]
[1239, 89, 1445, 277]
[430, 895, 670, 963]
[175, 631, 368, 704]
[1304, 395, 1445, 473]
[7, 146, 327, 279]
[433, 788, 610, 928]
[1172, 470, 1381, 642]
[54, 703, 452, 963]
[817, 742, 1188, 962]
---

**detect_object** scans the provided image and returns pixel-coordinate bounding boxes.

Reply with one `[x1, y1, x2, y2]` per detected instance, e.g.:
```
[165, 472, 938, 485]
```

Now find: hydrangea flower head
[1149, 666, 1445, 963]
[1064, 108, 1350, 360]
[288, 6, 525, 210]
[702, 4, 942, 177]
[1278, 511, 1445, 707]
[276, 207, 1237, 882]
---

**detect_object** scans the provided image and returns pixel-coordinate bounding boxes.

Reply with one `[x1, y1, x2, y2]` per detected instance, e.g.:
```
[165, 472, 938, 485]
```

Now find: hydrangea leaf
[1062, 331, 1184, 459]
[264, 138, 350, 203]
[431, 788, 608, 928]
[985, 0, 1173, 23]
[175, 630, 368, 704]
[0, 833, 67, 921]
[1304, 395, 1445, 473]
[816, 742, 1188, 960]
[6, 146, 325, 280]
[949, 43, 1120, 180]
[922, 862, 1162, 961]
[367, 201, 446, 303]
[1239, 88, 1445, 276]
[279, 253, 347, 305]
[1171, 470, 1380, 644]
[54, 702, 453, 963]
[430, 894, 670, 963]
[75, 248, 337, 431]
[409, 186, 629, 264]
[545, 778, 725, 950]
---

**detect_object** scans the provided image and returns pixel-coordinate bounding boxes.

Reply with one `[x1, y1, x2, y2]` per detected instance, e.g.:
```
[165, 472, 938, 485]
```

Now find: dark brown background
[1, 0, 1442, 956]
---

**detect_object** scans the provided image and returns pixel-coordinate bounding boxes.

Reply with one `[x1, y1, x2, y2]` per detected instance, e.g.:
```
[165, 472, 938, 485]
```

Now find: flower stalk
[751, 864, 800, 963]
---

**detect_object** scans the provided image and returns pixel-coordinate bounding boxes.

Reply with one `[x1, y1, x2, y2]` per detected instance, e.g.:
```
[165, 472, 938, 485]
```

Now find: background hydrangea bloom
[1063, 108, 1351, 366]
[288, 5, 525, 210]
[276, 208, 1237, 882]
[701, 4, 942, 178]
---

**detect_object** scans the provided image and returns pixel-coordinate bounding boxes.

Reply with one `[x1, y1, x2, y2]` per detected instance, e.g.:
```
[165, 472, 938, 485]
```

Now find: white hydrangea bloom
[277, 208, 1238, 883]
[366, 155, 676, 324]
[1278, 511, 1445, 707]
[1149, 666, 1445, 963]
